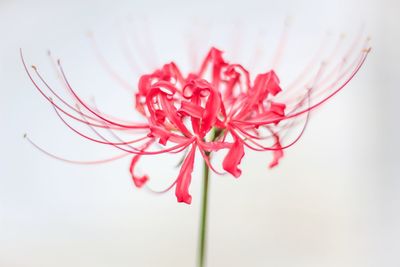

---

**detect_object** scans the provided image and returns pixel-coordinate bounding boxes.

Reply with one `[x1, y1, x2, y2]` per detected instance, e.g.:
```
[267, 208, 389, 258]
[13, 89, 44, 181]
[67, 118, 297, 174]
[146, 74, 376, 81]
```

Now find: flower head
[22, 33, 370, 204]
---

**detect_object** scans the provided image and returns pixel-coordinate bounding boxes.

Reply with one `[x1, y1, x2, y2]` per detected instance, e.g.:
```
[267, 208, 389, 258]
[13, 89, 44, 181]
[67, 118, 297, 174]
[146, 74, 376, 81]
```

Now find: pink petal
[222, 138, 244, 178]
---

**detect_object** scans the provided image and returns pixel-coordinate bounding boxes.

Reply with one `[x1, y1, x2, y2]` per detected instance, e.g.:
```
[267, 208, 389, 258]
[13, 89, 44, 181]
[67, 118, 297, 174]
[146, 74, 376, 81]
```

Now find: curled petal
[183, 78, 213, 98]
[252, 71, 282, 101]
[223, 64, 251, 99]
[182, 78, 222, 137]
[135, 93, 146, 116]
[266, 70, 282, 96]
[154, 109, 166, 124]
[198, 47, 227, 86]
[158, 93, 192, 137]
[151, 80, 177, 95]
[201, 88, 221, 136]
[175, 144, 197, 204]
[178, 101, 204, 119]
[269, 102, 286, 116]
[222, 138, 244, 178]
[138, 74, 152, 95]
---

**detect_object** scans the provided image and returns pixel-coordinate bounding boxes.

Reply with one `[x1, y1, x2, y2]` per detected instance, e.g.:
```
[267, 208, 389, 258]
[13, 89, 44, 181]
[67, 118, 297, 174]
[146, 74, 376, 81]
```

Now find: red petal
[129, 155, 149, 188]
[266, 70, 282, 96]
[201, 88, 221, 136]
[178, 101, 204, 119]
[269, 102, 286, 116]
[269, 135, 284, 168]
[138, 74, 152, 95]
[175, 144, 197, 204]
[222, 138, 244, 178]
[129, 141, 154, 187]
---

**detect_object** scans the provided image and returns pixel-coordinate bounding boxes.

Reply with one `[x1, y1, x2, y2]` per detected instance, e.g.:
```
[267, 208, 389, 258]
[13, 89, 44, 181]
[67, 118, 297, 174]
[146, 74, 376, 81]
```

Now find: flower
[22, 35, 370, 204]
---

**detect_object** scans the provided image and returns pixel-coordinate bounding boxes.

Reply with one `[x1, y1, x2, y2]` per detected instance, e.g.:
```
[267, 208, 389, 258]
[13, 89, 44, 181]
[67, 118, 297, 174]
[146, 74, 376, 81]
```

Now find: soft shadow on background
[0, 0, 399, 266]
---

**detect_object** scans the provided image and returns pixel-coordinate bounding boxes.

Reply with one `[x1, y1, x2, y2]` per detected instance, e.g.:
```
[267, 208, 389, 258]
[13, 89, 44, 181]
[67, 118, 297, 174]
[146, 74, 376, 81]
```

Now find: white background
[0, 0, 399, 266]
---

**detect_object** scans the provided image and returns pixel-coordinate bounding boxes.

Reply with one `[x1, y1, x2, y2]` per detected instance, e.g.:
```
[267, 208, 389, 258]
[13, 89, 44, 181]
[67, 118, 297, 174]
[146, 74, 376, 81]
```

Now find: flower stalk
[198, 127, 222, 267]
[198, 151, 210, 267]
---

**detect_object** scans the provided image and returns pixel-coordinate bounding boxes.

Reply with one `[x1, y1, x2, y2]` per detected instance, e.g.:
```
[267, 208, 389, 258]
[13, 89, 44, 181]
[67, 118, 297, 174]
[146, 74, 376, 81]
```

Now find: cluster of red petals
[23, 43, 370, 204]
[133, 48, 292, 203]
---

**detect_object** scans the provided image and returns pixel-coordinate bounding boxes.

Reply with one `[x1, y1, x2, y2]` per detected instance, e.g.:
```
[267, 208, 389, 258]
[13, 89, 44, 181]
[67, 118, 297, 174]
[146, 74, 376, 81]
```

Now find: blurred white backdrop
[0, 0, 399, 266]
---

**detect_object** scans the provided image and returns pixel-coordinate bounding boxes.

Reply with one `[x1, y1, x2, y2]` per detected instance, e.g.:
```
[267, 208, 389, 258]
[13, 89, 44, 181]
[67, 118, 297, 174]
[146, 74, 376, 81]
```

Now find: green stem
[197, 128, 222, 267]
[198, 152, 210, 267]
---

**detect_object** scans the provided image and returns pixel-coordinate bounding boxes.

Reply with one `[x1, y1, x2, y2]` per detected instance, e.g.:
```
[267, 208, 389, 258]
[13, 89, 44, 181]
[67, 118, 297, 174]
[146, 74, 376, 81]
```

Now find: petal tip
[177, 195, 192, 205]
[133, 175, 149, 188]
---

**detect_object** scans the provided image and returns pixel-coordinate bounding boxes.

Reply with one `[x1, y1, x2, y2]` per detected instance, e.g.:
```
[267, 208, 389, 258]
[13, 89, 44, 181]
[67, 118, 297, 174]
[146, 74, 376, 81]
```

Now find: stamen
[53, 105, 149, 147]
[57, 59, 149, 129]
[21, 49, 132, 130]
[270, 18, 291, 71]
[87, 32, 134, 91]
[24, 133, 129, 164]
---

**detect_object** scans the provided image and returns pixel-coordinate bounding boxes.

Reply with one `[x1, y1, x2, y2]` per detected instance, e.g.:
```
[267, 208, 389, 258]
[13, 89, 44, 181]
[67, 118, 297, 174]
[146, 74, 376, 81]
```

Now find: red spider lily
[22, 36, 370, 204]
